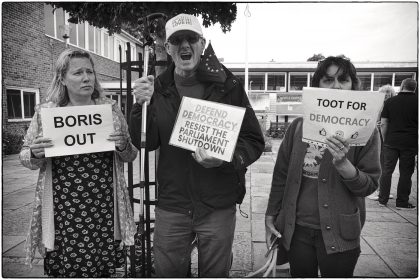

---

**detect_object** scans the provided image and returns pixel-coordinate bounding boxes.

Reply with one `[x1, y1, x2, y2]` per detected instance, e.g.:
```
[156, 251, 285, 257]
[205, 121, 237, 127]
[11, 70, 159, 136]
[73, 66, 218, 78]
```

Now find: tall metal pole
[244, 4, 251, 96]
[140, 45, 151, 277]
[137, 13, 166, 276]
[124, 43, 138, 278]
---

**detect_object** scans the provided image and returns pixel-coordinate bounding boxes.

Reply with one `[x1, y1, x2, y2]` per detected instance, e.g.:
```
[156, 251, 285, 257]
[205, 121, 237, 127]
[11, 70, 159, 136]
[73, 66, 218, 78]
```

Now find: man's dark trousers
[379, 145, 417, 205]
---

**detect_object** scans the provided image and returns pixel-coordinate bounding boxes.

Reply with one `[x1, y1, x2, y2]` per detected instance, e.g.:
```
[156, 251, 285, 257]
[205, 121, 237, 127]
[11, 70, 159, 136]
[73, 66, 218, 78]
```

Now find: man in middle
[130, 13, 264, 277]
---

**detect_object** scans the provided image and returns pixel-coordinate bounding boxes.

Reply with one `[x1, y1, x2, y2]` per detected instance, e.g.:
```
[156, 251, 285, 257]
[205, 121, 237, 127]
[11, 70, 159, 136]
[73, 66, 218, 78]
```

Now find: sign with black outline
[169, 97, 245, 162]
[302, 87, 385, 146]
[41, 104, 115, 157]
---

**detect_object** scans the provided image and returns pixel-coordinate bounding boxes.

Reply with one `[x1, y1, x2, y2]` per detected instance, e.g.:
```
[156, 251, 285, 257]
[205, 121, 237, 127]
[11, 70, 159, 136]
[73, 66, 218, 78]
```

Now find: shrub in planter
[3, 126, 27, 155]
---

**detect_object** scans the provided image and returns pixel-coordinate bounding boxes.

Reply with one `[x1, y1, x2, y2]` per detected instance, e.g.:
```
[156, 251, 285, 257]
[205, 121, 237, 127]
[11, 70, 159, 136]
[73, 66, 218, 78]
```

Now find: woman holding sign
[20, 49, 137, 277]
[265, 56, 381, 277]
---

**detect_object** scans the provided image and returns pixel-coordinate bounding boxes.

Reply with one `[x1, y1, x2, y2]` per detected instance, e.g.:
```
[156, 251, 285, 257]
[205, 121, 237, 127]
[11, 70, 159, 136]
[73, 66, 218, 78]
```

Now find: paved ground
[2, 139, 418, 277]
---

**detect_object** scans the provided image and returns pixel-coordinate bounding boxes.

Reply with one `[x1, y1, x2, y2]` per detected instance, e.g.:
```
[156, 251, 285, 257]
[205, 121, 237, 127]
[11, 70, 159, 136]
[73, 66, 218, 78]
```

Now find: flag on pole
[197, 42, 227, 83]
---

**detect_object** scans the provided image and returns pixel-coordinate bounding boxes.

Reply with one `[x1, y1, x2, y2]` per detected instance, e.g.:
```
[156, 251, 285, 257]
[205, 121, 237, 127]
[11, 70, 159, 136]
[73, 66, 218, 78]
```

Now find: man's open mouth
[180, 54, 192, 60]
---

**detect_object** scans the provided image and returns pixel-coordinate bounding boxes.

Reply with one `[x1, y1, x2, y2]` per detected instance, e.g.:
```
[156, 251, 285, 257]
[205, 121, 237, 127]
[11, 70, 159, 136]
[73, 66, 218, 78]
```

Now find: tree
[51, 3, 237, 36]
[307, 53, 325, 61]
[50, 3, 237, 75]
[336, 54, 351, 60]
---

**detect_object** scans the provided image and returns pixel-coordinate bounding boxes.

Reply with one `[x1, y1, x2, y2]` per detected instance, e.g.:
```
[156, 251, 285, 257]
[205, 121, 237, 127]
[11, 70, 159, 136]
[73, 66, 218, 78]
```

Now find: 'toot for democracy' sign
[302, 87, 385, 146]
[41, 104, 115, 157]
[169, 97, 246, 162]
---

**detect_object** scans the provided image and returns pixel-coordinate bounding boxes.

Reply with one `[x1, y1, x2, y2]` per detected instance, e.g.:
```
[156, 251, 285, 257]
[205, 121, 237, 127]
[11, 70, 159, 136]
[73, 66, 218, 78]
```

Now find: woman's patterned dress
[44, 152, 124, 277]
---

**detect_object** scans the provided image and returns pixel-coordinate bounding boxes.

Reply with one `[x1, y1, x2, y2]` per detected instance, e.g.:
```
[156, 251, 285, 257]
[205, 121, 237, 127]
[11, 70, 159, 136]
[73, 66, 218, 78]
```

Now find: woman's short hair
[46, 49, 103, 106]
[311, 56, 361, 90]
[378, 84, 395, 101]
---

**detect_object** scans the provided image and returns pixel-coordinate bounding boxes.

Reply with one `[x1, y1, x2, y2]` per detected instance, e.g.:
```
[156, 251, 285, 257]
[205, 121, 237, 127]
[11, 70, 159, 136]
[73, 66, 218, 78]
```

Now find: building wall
[2, 2, 51, 130]
[2, 2, 140, 132]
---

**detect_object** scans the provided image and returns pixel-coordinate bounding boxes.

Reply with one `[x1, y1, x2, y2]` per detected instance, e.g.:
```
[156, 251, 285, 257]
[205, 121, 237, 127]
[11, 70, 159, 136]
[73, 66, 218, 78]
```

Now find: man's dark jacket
[381, 91, 418, 149]
[130, 63, 265, 218]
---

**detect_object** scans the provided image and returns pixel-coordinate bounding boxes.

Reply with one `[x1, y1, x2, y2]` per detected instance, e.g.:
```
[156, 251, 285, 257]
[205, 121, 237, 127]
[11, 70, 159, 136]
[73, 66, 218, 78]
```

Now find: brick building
[2, 2, 143, 135]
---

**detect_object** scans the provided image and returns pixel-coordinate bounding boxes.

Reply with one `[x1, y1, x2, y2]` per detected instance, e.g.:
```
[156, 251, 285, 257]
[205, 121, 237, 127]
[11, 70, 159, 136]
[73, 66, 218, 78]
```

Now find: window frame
[372, 72, 394, 91]
[288, 72, 310, 92]
[267, 72, 287, 92]
[394, 72, 416, 87]
[248, 72, 266, 91]
[44, 4, 55, 38]
[357, 72, 372, 91]
[6, 86, 40, 122]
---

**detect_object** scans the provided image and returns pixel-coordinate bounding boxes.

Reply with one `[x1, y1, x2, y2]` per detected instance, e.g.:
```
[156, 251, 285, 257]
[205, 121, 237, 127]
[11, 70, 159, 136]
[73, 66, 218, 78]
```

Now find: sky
[200, 2, 418, 63]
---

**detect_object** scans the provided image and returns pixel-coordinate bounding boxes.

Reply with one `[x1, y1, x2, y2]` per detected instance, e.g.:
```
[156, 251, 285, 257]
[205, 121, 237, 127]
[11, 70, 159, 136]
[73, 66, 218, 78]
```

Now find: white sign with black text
[41, 104, 115, 157]
[169, 97, 246, 162]
[302, 87, 385, 146]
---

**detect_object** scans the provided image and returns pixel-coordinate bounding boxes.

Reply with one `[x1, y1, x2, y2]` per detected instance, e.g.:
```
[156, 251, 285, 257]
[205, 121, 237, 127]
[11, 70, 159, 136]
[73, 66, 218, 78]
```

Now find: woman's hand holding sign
[133, 75, 154, 105]
[192, 147, 223, 168]
[325, 135, 349, 162]
[325, 135, 357, 179]
[30, 136, 53, 159]
[108, 132, 128, 151]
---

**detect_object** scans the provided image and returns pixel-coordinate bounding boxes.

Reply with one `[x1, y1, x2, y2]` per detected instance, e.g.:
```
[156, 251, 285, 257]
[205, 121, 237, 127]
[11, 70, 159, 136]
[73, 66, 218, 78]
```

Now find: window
[105, 92, 121, 106]
[358, 73, 371, 91]
[78, 22, 86, 48]
[55, 8, 65, 39]
[69, 22, 77, 45]
[44, 4, 55, 37]
[6, 88, 39, 121]
[7, 90, 21, 119]
[95, 29, 102, 54]
[131, 45, 136, 62]
[116, 39, 126, 62]
[289, 73, 308, 91]
[23, 92, 36, 118]
[104, 90, 126, 114]
[373, 73, 393, 91]
[109, 35, 114, 60]
[249, 73, 265, 90]
[395, 73, 415, 87]
[104, 33, 109, 58]
[88, 25, 95, 52]
[267, 73, 286, 91]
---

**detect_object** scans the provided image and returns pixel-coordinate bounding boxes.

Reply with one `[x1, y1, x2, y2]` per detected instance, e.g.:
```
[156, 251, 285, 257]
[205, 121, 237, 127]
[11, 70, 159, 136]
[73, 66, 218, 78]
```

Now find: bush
[3, 126, 27, 155]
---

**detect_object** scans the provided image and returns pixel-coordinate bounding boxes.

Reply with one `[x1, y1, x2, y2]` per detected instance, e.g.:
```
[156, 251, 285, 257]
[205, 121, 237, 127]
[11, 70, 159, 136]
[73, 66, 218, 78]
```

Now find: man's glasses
[167, 34, 201, 45]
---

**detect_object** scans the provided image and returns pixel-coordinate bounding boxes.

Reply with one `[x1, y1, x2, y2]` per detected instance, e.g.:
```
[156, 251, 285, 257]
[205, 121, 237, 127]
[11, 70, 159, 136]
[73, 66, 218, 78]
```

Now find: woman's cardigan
[266, 117, 381, 254]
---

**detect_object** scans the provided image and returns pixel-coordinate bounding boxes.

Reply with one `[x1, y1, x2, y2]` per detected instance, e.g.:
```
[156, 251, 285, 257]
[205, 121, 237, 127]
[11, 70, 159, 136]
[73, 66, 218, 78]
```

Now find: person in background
[377, 78, 418, 209]
[367, 84, 395, 201]
[130, 13, 264, 277]
[265, 56, 381, 277]
[20, 49, 137, 277]
[379, 84, 396, 100]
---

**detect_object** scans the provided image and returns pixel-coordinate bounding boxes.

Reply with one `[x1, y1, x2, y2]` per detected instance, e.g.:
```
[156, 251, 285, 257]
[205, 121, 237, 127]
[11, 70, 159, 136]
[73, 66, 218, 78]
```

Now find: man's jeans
[153, 206, 236, 277]
[379, 145, 417, 205]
